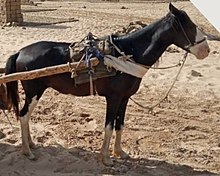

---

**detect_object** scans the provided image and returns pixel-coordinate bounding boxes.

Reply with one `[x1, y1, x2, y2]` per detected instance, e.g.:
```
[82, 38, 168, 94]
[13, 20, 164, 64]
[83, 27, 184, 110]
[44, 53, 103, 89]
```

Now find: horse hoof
[98, 153, 114, 166]
[113, 150, 130, 159]
[22, 150, 36, 160]
[102, 157, 114, 166]
[27, 154, 36, 160]
[29, 142, 37, 149]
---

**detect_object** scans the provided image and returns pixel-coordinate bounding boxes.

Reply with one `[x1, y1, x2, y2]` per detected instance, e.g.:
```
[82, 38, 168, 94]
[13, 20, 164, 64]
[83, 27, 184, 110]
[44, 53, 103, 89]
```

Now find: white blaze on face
[189, 28, 210, 59]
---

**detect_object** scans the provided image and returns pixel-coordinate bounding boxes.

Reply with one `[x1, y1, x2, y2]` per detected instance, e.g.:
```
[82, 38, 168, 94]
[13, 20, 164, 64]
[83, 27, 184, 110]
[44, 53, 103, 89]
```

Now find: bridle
[130, 14, 207, 113]
[172, 14, 206, 51]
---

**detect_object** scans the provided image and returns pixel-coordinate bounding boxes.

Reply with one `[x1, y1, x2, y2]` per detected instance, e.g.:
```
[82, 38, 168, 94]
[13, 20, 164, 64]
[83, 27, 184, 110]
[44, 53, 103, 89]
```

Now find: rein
[130, 52, 188, 114]
[109, 35, 184, 70]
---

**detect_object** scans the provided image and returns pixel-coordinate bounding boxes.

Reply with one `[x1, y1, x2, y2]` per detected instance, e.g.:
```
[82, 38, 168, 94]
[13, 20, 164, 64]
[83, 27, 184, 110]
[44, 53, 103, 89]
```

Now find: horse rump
[5, 53, 20, 117]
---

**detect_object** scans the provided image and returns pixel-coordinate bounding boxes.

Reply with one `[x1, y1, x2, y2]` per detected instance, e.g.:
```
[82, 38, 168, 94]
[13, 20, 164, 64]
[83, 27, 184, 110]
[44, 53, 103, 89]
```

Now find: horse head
[169, 3, 210, 59]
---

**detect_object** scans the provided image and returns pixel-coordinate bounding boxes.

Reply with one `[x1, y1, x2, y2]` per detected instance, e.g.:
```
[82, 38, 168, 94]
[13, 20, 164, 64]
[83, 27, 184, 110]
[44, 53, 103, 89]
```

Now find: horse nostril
[207, 48, 210, 53]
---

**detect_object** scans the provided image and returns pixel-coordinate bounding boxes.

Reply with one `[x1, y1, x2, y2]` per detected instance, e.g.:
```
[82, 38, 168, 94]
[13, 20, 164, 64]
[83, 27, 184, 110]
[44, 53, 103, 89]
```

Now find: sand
[0, 1, 220, 176]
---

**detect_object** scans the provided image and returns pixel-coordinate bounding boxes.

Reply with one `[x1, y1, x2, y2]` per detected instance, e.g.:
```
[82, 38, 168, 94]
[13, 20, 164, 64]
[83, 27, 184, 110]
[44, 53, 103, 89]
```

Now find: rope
[69, 33, 97, 95]
[109, 35, 186, 70]
[2, 110, 14, 130]
[130, 52, 188, 114]
[140, 61, 182, 70]
[89, 70, 94, 95]
[109, 35, 127, 57]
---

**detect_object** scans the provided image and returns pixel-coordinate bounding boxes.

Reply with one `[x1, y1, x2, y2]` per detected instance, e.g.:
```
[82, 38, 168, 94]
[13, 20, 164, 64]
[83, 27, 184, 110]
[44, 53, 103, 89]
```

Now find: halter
[172, 14, 206, 51]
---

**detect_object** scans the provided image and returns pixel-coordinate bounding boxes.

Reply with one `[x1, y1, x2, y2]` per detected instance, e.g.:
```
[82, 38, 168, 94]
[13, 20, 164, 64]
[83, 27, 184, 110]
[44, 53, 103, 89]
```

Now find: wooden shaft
[0, 58, 99, 84]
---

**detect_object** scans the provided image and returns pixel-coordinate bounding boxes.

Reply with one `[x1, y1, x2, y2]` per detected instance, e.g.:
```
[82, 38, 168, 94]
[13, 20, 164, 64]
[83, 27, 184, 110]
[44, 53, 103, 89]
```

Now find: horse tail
[5, 52, 20, 117]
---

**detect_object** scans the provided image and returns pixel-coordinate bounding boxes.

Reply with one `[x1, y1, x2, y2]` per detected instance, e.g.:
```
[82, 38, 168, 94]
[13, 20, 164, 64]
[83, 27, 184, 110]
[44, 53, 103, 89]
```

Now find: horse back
[16, 41, 71, 72]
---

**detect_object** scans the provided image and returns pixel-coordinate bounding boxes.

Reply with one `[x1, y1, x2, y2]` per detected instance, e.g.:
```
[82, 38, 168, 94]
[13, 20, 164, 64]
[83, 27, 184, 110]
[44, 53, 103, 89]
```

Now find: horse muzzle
[189, 39, 210, 60]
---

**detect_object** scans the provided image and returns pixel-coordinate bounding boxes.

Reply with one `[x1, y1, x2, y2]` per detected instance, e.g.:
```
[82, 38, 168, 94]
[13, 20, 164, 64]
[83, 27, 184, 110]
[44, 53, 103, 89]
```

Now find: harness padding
[104, 55, 148, 78]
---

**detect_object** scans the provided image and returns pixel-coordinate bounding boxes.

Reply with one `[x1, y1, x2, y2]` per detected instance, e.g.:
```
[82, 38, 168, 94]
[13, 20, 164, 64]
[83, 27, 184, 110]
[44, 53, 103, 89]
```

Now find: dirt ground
[0, 1, 220, 176]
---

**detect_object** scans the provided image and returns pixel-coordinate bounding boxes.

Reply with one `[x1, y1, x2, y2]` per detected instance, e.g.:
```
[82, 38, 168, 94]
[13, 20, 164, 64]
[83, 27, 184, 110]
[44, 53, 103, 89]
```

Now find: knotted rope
[130, 52, 188, 114]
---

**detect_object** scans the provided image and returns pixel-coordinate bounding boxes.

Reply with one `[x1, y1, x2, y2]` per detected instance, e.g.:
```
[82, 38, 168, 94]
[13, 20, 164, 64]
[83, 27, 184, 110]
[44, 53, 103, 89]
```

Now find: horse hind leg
[20, 95, 39, 160]
[113, 98, 130, 159]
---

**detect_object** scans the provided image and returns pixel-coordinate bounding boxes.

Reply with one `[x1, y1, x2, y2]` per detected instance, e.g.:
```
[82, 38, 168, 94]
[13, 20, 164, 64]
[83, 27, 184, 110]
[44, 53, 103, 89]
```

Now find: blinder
[172, 14, 207, 52]
[185, 36, 206, 51]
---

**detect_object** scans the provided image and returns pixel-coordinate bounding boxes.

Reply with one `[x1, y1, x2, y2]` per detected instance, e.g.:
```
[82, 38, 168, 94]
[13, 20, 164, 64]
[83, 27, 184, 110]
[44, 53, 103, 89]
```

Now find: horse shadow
[0, 142, 218, 176]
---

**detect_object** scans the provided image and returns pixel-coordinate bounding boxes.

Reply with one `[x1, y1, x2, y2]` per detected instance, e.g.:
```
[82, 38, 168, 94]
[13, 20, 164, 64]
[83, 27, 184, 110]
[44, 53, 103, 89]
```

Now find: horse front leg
[20, 96, 38, 160]
[100, 96, 122, 166]
[113, 97, 130, 159]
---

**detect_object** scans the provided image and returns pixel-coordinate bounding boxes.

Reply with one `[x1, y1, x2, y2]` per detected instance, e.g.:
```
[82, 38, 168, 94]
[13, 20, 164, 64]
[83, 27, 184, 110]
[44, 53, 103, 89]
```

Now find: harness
[68, 16, 207, 102]
[68, 32, 149, 95]
[69, 33, 113, 95]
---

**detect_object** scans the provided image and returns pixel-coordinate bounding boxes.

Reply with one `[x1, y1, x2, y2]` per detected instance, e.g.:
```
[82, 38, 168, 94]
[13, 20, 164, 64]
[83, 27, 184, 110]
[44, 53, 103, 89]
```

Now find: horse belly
[47, 74, 92, 96]
[95, 74, 142, 97]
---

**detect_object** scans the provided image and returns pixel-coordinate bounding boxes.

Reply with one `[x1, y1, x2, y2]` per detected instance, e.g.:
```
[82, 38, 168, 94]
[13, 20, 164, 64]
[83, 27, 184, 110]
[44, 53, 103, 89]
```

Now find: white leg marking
[114, 127, 123, 152]
[100, 124, 113, 166]
[20, 96, 38, 159]
[113, 126, 129, 159]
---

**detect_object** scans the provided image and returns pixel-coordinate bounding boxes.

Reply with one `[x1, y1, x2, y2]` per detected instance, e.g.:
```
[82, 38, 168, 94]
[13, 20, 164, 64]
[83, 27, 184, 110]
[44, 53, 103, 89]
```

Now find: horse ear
[169, 3, 179, 15]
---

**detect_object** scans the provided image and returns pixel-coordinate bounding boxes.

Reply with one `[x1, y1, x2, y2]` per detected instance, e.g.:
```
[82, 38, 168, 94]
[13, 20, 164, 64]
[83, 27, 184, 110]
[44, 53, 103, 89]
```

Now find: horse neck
[114, 16, 175, 66]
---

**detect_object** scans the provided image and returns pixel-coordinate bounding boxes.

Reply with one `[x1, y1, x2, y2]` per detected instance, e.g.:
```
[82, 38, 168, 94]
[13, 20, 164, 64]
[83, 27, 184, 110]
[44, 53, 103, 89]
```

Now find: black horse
[5, 4, 209, 166]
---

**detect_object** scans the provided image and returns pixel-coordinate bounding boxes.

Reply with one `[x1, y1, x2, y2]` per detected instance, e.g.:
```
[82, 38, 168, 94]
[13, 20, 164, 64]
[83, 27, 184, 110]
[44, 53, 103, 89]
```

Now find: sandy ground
[0, 1, 220, 176]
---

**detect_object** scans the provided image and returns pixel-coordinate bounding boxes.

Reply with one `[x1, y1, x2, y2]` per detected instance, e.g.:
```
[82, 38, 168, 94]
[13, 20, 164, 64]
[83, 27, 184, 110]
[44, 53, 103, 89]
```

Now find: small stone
[121, 6, 128, 9]
[0, 131, 6, 139]
[191, 70, 202, 77]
